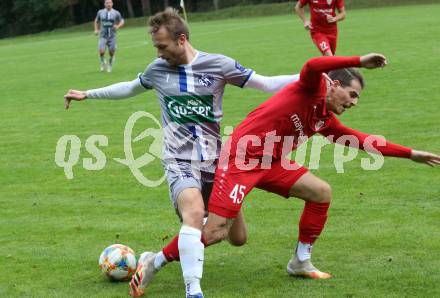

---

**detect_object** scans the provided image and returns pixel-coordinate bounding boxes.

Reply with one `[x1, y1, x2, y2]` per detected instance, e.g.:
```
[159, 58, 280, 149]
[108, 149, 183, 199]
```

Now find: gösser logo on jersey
[165, 95, 215, 124]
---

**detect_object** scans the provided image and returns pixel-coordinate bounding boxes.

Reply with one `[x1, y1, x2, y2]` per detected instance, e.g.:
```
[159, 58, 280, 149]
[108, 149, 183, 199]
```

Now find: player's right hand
[326, 14, 337, 23]
[360, 53, 387, 69]
[304, 20, 313, 30]
[64, 89, 87, 110]
[94, 30, 99, 35]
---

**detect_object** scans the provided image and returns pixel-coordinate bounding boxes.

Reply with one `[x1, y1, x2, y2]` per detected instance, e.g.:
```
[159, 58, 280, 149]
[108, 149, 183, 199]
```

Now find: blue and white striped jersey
[139, 51, 254, 163]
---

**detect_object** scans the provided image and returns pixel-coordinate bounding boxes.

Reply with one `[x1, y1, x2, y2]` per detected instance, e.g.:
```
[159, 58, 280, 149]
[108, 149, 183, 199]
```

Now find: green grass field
[1, 4, 440, 297]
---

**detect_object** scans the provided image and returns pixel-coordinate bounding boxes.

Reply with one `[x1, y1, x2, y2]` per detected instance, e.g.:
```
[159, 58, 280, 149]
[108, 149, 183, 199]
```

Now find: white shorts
[162, 159, 217, 220]
[99, 37, 117, 52]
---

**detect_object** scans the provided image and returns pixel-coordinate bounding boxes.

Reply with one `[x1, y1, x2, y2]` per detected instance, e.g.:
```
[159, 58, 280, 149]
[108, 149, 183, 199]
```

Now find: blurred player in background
[65, 8, 300, 298]
[295, 0, 345, 56]
[95, 0, 124, 72]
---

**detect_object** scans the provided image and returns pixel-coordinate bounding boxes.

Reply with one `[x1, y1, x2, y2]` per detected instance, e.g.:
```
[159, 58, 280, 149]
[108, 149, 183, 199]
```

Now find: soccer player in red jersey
[295, 0, 346, 56]
[147, 54, 440, 290]
[204, 53, 440, 278]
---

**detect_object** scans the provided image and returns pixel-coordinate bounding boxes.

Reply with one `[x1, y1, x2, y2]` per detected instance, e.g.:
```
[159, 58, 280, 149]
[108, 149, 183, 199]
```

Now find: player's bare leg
[99, 48, 106, 71]
[286, 172, 332, 279]
[226, 210, 247, 246]
[130, 207, 246, 297]
[130, 188, 206, 297]
[203, 212, 234, 245]
[108, 50, 115, 72]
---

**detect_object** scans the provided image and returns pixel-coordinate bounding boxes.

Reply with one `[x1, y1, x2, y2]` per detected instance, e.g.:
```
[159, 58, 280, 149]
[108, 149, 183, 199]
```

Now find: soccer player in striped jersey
[95, 0, 124, 72]
[64, 8, 299, 298]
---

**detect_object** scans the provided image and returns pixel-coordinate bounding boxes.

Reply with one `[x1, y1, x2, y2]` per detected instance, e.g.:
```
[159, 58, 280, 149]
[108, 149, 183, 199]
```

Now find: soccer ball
[99, 244, 137, 281]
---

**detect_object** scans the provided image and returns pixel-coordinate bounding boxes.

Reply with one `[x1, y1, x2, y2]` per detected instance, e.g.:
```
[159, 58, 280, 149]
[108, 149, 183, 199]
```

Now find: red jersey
[299, 0, 344, 34]
[227, 56, 411, 164]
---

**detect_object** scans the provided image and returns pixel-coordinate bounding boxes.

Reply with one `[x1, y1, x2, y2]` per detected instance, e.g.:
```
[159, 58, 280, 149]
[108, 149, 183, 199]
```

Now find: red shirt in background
[299, 0, 345, 34]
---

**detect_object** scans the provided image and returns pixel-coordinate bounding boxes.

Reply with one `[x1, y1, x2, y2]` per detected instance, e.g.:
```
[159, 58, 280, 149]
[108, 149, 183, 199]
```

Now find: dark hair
[328, 67, 364, 89]
[148, 7, 189, 41]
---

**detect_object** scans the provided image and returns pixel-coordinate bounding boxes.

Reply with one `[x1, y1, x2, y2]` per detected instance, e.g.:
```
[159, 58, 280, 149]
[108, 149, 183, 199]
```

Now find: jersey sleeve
[116, 11, 123, 23]
[299, 56, 361, 89]
[95, 10, 101, 22]
[320, 115, 412, 158]
[336, 0, 345, 10]
[220, 55, 254, 88]
[299, 0, 309, 6]
[139, 64, 154, 90]
[244, 73, 299, 93]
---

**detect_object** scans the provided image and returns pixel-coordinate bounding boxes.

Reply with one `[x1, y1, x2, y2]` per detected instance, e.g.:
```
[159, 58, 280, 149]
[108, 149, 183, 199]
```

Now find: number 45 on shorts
[229, 184, 246, 204]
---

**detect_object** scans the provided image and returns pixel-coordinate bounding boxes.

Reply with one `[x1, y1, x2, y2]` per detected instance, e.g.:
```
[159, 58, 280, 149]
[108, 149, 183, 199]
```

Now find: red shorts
[310, 31, 337, 55]
[208, 159, 308, 218]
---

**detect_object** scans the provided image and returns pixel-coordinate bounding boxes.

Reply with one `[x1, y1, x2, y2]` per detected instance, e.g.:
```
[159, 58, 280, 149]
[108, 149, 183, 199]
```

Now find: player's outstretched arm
[321, 119, 440, 166]
[244, 73, 300, 93]
[410, 150, 440, 167]
[320, 119, 412, 158]
[360, 53, 387, 69]
[300, 55, 363, 88]
[64, 78, 148, 110]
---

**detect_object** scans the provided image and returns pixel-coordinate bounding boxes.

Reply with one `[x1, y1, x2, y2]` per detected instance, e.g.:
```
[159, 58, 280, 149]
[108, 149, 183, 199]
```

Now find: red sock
[162, 234, 208, 262]
[298, 202, 330, 244]
[162, 235, 180, 262]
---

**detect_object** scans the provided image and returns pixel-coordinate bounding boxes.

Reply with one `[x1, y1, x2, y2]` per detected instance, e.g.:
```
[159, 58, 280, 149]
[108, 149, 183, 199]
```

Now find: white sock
[179, 225, 204, 295]
[296, 241, 312, 261]
[153, 251, 168, 270]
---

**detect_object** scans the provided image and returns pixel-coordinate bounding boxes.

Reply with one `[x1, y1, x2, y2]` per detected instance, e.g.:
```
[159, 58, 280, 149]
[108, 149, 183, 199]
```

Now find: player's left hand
[360, 53, 387, 69]
[326, 15, 336, 23]
[410, 150, 440, 167]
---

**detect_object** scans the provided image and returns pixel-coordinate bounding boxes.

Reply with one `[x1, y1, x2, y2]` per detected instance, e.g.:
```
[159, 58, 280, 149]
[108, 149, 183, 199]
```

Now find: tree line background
[0, 0, 291, 38]
[0, 0, 435, 38]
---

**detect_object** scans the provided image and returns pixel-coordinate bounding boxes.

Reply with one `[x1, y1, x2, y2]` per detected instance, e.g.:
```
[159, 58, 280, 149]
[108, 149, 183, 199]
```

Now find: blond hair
[148, 7, 189, 41]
